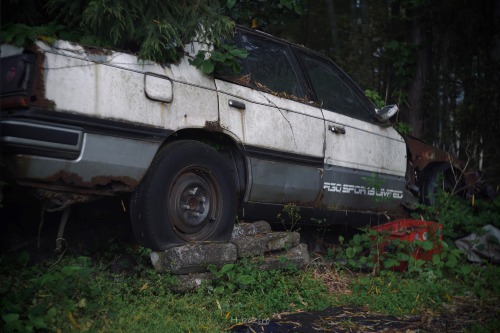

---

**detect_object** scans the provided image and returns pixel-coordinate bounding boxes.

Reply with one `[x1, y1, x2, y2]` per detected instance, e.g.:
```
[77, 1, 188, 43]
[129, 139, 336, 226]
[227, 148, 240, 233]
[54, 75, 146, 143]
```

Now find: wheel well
[419, 162, 469, 204]
[160, 128, 247, 201]
[418, 162, 463, 186]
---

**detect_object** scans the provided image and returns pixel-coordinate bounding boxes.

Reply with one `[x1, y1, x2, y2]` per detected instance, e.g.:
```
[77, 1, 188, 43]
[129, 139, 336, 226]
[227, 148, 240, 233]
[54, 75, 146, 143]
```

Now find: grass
[1, 243, 500, 332]
[1, 192, 500, 332]
[0, 246, 336, 332]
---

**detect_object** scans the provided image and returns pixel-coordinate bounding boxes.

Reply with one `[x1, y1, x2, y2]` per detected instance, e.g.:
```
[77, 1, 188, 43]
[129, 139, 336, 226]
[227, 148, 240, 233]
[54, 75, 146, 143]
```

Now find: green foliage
[342, 271, 454, 315]
[385, 40, 417, 87]
[333, 223, 470, 279]
[208, 258, 295, 294]
[189, 43, 248, 74]
[206, 257, 332, 317]
[226, 0, 303, 27]
[412, 188, 500, 240]
[362, 173, 384, 191]
[2, 0, 237, 64]
[0, 245, 332, 332]
[394, 121, 413, 135]
[0, 254, 97, 332]
[334, 226, 500, 318]
[277, 203, 301, 232]
[365, 89, 385, 109]
[1, 0, 302, 74]
[208, 261, 256, 294]
[0, 22, 66, 46]
[361, 173, 390, 204]
[1, 234, 499, 331]
[329, 191, 500, 321]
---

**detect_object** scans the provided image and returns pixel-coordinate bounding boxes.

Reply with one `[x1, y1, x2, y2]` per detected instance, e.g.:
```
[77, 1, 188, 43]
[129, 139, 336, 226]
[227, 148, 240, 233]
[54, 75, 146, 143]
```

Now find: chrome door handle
[329, 125, 346, 134]
[228, 99, 246, 110]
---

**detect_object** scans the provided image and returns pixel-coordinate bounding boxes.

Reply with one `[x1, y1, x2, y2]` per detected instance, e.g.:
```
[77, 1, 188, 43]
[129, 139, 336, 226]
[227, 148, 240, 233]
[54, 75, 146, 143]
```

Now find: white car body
[1, 27, 412, 248]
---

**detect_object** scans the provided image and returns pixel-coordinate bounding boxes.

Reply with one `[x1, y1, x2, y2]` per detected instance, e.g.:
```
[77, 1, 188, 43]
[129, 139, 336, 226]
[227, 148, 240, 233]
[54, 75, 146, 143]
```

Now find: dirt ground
[229, 300, 499, 332]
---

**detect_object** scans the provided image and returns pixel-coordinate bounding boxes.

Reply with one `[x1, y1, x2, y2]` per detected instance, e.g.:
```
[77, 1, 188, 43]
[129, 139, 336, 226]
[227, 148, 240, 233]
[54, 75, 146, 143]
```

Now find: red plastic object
[371, 219, 443, 271]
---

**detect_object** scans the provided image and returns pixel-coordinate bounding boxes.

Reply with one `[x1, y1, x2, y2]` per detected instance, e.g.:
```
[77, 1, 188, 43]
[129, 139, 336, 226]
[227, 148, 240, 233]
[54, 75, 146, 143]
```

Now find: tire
[130, 140, 237, 250]
[422, 163, 465, 206]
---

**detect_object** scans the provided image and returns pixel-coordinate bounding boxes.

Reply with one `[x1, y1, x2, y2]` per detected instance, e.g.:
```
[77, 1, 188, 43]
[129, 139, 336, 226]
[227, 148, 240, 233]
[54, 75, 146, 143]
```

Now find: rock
[150, 242, 237, 274]
[231, 221, 272, 238]
[254, 243, 310, 271]
[231, 231, 301, 258]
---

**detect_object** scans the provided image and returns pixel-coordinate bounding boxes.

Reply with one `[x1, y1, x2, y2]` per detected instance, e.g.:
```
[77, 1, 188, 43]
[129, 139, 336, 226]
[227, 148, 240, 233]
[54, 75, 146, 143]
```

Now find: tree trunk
[325, 0, 340, 55]
[408, 22, 430, 138]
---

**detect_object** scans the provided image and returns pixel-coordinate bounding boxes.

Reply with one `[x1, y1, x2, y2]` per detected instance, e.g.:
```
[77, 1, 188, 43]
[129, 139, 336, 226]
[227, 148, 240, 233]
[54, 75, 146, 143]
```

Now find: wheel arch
[158, 127, 247, 204]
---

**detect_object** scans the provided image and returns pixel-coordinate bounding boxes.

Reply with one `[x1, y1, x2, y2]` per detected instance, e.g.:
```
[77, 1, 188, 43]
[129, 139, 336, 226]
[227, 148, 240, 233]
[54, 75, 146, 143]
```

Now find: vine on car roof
[0, 0, 303, 73]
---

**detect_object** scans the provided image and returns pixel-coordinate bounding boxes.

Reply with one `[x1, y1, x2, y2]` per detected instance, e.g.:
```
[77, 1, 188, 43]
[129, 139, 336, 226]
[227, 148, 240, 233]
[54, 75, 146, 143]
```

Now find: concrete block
[231, 231, 301, 258]
[150, 242, 237, 274]
[231, 221, 272, 238]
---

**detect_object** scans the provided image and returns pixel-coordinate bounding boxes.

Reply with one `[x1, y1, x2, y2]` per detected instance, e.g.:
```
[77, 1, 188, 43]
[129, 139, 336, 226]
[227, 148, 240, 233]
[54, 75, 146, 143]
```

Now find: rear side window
[298, 52, 372, 121]
[219, 32, 305, 99]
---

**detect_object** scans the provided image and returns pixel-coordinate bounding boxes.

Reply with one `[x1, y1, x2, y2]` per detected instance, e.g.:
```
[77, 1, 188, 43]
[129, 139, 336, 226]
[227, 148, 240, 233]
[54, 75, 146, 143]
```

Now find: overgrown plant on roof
[0, 0, 303, 71]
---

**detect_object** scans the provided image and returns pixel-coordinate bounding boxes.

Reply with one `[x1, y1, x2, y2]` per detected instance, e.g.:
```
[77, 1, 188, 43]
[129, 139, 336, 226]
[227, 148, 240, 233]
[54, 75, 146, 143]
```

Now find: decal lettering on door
[323, 182, 403, 199]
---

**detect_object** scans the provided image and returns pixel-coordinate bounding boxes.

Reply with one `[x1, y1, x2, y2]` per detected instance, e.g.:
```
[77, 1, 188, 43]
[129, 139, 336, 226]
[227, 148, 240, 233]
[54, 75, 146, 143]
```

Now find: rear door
[296, 51, 407, 211]
[216, 30, 325, 205]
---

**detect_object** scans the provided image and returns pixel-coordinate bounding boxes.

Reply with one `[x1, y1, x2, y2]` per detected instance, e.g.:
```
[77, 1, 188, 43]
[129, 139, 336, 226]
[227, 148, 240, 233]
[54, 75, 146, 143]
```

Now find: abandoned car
[0, 27, 467, 249]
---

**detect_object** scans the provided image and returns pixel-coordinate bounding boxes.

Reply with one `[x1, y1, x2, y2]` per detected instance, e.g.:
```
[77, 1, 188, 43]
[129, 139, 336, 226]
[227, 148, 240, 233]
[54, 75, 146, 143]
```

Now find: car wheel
[422, 163, 465, 206]
[130, 140, 237, 250]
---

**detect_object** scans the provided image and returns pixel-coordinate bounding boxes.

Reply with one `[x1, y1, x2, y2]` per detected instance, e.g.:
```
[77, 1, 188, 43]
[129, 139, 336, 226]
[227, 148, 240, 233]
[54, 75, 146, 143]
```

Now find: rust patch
[27, 44, 56, 110]
[204, 120, 224, 132]
[312, 187, 325, 208]
[81, 45, 113, 56]
[235, 74, 251, 85]
[405, 135, 463, 171]
[34, 188, 97, 209]
[405, 136, 481, 199]
[46, 170, 139, 190]
[313, 169, 325, 208]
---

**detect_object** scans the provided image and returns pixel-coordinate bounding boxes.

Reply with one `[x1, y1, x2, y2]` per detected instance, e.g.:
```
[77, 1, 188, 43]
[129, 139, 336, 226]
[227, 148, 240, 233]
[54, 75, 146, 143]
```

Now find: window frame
[215, 27, 312, 103]
[292, 47, 378, 123]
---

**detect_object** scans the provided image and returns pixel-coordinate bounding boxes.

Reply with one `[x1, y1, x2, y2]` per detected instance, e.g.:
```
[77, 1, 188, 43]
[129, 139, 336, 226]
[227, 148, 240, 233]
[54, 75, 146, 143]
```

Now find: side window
[298, 52, 372, 121]
[220, 32, 305, 99]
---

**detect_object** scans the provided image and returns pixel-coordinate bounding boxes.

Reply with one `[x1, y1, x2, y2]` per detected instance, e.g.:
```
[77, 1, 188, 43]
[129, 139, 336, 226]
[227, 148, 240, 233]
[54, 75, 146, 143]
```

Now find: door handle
[329, 125, 346, 134]
[228, 99, 246, 110]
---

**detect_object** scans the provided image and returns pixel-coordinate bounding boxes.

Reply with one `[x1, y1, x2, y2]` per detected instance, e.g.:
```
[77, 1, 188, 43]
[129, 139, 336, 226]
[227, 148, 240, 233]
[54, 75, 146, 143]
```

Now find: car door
[216, 30, 325, 206]
[296, 50, 407, 211]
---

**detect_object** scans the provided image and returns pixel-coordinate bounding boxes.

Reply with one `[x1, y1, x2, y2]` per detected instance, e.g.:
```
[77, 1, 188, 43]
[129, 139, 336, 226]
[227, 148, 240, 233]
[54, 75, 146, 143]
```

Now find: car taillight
[1, 53, 35, 109]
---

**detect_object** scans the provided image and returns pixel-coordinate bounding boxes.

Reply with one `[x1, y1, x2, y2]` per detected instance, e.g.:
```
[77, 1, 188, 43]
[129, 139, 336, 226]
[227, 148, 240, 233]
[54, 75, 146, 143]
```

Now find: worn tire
[130, 140, 237, 250]
[422, 163, 465, 206]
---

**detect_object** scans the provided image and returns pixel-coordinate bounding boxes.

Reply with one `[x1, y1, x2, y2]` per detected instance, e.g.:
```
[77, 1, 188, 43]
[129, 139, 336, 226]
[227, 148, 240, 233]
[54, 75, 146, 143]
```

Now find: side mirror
[375, 104, 398, 123]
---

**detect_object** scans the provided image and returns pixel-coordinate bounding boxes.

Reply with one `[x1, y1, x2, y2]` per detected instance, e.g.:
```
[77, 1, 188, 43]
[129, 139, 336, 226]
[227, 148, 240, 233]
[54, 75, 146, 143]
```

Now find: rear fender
[405, 135, 480, 200]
